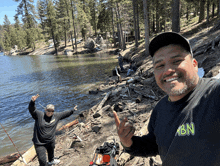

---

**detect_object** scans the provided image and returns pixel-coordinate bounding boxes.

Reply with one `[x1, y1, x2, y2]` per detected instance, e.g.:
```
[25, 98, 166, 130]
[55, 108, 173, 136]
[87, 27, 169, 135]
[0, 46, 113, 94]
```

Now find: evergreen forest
[0, 0, 219, 55]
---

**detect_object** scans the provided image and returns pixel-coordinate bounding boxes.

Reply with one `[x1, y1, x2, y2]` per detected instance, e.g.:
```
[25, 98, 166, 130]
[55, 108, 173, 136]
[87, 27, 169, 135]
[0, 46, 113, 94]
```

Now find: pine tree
[70, 0, 78, 51]
[14, 16, 27, 50]
[97, 0, 111, 35]
[45, 0, 60, 55]
[14, 0, 38, 50]
[56, 0, 70, 47]
[2, 15, 12, 51]
[37, 0, 47, 31]
[77, 0, 92, 40]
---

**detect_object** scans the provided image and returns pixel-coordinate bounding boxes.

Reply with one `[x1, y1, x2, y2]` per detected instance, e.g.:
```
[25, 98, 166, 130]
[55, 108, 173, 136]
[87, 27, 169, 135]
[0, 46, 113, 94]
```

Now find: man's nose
[164, 64, 175, 75]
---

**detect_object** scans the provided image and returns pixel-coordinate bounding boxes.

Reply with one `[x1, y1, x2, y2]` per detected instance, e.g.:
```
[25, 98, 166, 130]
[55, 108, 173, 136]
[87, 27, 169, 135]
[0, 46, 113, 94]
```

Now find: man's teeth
[166, 78, 178, 82]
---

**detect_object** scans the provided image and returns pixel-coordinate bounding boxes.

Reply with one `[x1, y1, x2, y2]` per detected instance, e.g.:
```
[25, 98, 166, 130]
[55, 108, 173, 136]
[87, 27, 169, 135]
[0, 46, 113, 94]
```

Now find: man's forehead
[153, 45, 188, 63]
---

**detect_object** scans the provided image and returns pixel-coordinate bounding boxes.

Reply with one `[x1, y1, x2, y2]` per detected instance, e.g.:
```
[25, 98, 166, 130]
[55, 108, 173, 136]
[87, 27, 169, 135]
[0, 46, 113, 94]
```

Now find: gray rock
[92, 125, 102, 133]
[84, 38, 95, 50]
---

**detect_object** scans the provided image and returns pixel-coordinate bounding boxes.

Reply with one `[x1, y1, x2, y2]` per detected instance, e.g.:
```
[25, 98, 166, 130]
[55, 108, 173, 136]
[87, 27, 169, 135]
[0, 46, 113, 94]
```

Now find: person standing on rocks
[118, 52, 124, 72]
[114, 32, 220, 165]
[28, 94, 77, 166]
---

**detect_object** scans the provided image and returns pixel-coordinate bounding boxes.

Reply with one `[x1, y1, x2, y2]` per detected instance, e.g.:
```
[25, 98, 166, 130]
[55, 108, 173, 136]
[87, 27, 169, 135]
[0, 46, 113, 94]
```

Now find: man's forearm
[28, 100, 36, 116]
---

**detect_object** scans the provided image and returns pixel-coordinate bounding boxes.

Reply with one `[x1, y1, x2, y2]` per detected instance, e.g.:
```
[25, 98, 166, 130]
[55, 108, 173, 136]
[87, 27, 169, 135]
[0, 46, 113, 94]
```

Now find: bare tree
[133, 0, 138, 49]
[143, 0, 149, 56]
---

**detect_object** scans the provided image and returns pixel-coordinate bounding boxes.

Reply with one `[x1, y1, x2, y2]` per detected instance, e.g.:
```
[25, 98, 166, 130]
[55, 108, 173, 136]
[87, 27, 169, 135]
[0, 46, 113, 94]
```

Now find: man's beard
[166, 75, 197, 96]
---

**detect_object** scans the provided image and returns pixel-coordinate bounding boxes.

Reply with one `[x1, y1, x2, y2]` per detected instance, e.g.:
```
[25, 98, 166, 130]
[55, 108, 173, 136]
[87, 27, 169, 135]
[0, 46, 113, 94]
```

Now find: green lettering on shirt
[175, 122, 195, 136]
[186, 122, 195, 136]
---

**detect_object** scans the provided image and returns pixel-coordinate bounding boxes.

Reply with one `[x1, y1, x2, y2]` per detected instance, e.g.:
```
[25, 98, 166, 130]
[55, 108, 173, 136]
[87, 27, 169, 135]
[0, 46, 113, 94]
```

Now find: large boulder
[84, 38, 95, 50]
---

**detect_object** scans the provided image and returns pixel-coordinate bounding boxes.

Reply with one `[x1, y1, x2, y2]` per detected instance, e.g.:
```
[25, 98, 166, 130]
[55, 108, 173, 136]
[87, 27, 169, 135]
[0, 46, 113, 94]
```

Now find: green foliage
[15, 0, 38, 50]
[76, 0, 92, 39]
[0, 0, 215, 53]
[97, 1, 112, 33]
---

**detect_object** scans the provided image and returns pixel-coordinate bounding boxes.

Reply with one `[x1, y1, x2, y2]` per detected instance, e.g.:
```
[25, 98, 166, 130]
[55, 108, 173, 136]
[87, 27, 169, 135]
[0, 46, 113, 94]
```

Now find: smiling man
[114, 32, 220, 166]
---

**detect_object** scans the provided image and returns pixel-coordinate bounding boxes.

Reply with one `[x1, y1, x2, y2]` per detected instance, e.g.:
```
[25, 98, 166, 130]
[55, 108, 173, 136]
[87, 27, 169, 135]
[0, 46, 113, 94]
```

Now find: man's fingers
[119, 124, 134, 138]
[118, 117, 128, 133]
[125, 126, 135, 139]
[113, 111, 120, 127]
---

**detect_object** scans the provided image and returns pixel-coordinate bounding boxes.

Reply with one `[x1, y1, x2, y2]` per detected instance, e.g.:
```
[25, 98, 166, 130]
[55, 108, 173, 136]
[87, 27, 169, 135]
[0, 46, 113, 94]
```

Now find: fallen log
[193, 35, 220, 57]
[11, 145, 36, 166]
[93, 105, 111, 118]
[96, 91, 112, 111]
[111, 87, 122, 96]
[57, 119, 79, 131]
[115, 67, 122, 82]
[133, 89, 158, 100]
[0, 151, 25, 165]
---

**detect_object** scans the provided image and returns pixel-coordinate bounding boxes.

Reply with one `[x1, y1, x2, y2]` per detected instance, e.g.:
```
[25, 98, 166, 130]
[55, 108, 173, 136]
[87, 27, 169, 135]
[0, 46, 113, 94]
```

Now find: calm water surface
[0, 52, 117, 157]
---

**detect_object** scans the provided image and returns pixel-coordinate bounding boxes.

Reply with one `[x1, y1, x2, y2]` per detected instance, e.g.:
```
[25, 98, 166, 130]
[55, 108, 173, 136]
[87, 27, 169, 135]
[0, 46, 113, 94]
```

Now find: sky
[0, 0, 37, 25]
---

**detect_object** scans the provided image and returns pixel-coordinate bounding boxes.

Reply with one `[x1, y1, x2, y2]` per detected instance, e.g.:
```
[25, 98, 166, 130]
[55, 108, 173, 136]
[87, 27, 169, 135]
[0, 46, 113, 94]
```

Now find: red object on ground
[103, 155, 110, 163]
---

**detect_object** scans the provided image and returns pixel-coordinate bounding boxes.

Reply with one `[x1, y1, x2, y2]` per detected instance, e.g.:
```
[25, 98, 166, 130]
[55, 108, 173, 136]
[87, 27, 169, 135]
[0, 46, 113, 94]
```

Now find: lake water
[0, 52, 118, 157]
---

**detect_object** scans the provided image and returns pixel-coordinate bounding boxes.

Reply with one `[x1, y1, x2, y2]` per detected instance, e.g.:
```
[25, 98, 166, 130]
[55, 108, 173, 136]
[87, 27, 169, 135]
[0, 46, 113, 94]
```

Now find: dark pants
[34, 142, 55, 166]
[119, 62, 124, 71]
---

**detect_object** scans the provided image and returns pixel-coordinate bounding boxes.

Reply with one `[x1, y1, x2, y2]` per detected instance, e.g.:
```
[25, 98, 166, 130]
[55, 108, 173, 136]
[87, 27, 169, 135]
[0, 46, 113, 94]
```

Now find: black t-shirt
[28, 101, 74, 145]
[125, 78, 220, 166]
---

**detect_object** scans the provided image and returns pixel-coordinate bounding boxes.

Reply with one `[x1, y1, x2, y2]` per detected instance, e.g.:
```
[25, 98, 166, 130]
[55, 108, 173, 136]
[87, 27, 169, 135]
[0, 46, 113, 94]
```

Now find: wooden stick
[96, 91, 112, 111]
[115, 66, 122, 82]
[57, 119, 79, 131]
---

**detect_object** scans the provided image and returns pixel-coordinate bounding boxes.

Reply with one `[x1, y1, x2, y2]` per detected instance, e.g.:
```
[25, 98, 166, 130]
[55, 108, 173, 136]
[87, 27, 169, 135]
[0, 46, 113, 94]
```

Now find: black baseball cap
[149, 32, 193, 57]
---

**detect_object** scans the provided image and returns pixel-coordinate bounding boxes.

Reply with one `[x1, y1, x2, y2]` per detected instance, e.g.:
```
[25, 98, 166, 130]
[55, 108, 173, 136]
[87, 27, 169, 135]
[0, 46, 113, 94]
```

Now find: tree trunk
[64, 19, 67, 48]
[172, 0, 180, 32]
[207, 0, 210, 24]
[137, 3, 140, 40]
[212, 2, 215, 18]
[186, 4, 189, 20]
[218, 0, 220, 16]
[132, 0, 138, 49]
[199, 0, 205, 23]
[65, 0, 74, 50]
[156, 0, 159, 33]
[143, 0, 149, 56]
[115, 8, 122, 49]
[71, 0, 77, 52]
[116, 3, 126, 50]
[115, 3, 124, 50]
[152, 14, 155, 33]
[111, 7, 116, 47]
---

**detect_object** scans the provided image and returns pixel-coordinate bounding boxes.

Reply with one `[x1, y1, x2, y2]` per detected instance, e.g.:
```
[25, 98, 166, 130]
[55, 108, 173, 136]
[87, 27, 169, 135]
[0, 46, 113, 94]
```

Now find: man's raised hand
[113, 111, 135, 148]
[31, 94, 40, 102]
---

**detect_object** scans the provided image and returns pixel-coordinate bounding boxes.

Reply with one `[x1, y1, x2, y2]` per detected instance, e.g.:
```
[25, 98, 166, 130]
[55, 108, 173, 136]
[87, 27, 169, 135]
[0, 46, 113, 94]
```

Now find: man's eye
[155, 64, 164, 69]
[173, 60, 182, 64]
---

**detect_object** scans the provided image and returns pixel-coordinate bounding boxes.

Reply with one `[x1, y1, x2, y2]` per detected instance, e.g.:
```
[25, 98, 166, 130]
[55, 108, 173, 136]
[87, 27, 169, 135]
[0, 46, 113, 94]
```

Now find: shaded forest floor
[4, 16, 220, 166]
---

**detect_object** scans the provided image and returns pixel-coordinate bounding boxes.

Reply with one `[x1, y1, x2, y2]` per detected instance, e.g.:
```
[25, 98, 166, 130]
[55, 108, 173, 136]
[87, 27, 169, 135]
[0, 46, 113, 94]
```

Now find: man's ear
[193, 58, 198, 72]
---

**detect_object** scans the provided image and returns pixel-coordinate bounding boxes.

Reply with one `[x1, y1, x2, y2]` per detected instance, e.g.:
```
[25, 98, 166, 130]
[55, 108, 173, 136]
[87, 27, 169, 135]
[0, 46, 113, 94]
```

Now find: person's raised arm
[31, 94, 40, 102]
[113, 111, 135, 148]
[59, 105, 78, 120]
[28, 94, 40, 119]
